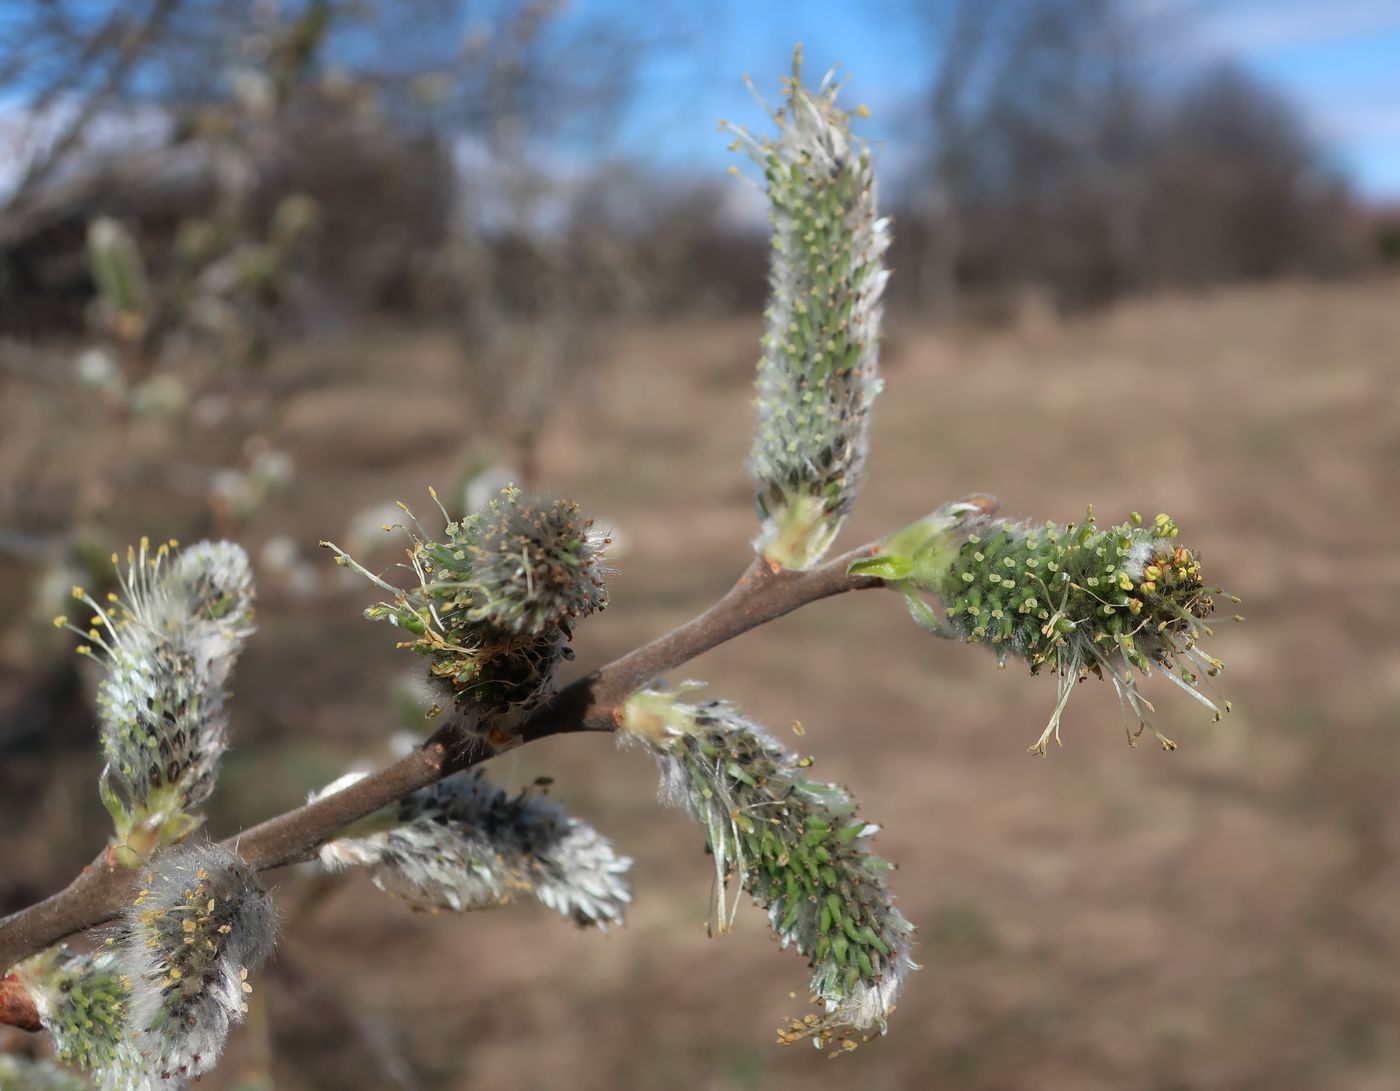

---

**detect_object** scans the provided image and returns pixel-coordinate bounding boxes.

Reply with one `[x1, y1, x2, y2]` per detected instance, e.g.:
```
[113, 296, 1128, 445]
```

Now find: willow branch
[0, 542, 883, 981]
[0, 974, 41, 1031]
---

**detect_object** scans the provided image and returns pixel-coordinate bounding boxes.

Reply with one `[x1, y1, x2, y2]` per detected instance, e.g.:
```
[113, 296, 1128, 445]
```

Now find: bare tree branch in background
[5, 0, 181, 206]
[892, 0, 1363, 316]
[908, 0, 998, 319]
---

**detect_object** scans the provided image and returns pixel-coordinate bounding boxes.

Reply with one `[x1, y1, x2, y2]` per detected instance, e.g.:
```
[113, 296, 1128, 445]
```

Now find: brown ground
[2, 279, 1399, 1090]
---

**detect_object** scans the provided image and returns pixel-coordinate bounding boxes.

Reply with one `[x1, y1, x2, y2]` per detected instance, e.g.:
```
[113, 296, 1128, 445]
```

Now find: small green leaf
[903, 590, 951, 636]
[847, 554, 912, 581]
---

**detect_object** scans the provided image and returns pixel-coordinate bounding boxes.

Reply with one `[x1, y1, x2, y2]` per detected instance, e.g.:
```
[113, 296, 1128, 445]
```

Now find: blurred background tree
[0, 0, 1378, 341]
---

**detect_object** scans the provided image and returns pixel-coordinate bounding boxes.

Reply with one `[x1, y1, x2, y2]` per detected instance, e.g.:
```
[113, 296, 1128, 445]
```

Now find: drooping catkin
[120, 842, 277, 1081]
[314, 770, 631, 929]
[726, 47, 889, 571]
[56, 538, 254, 839]
[621, 686, 915, 1049]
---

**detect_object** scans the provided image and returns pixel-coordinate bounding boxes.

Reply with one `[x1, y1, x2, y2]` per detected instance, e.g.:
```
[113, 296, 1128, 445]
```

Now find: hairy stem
[0, 544, 881, 982]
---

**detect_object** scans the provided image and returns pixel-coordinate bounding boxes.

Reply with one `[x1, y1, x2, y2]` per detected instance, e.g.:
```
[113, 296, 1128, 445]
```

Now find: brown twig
[0, 974, 41, 1031]
[0, 542, 884, 989]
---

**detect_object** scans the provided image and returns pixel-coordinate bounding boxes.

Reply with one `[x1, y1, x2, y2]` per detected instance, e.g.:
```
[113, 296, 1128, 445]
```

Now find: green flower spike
[14, 947, 133, 1080]
[622, 685, 915, 1051]
[726, 46, 889, 571]
[855, 504, 1242, 754]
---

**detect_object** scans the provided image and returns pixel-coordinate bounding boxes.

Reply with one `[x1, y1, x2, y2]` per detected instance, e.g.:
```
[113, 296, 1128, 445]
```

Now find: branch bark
[0, 543, 883, 983]
[0, 974, 41, 1032]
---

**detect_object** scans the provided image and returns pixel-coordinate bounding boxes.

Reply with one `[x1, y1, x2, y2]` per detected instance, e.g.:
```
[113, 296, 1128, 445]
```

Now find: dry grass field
[3, 278, 1399, 1089]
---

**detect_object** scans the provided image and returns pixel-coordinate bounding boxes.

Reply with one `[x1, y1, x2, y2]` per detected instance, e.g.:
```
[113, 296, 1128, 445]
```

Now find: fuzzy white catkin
[728, 52, 889, 571]
[120, 842, 276, 1082]
[64, 538, 253, 832]
[315, 771, 632, 929]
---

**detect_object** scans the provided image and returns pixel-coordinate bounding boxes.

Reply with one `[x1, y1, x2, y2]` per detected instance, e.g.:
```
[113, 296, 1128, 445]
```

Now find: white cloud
[1316, 104, 1400, 143]
[0, 97, 171, 202]
[1186, 0, 1400, 56]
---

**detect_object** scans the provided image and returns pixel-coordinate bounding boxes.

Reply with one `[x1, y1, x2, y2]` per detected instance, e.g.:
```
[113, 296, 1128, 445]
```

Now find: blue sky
[613, 0, 1400, 201]
[1189, 0, 1400, 197]
[2, 1, 1396, 201]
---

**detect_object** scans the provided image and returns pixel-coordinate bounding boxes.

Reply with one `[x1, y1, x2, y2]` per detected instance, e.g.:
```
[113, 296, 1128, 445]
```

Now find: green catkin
[15, 948, 129, 1075]
[727, 47, 889, 571]
[856, 504, 1240, 753]
[14, 946, 169, 1090]
[621, 686, 915, 1049]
